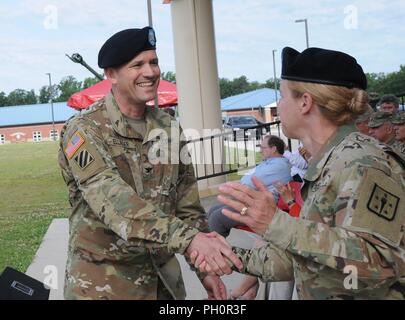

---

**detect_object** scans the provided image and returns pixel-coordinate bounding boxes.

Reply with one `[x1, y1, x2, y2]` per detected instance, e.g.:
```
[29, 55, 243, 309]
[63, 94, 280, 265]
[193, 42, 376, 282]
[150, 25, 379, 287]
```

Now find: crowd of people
[58, 26, 405, 300]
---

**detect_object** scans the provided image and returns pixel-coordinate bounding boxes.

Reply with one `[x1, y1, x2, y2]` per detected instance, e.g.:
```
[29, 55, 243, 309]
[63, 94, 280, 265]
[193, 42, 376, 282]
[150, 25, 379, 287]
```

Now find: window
[50, 129, 59, 141]
[33, 131, 42, 142]
[0, 134, 5, 144]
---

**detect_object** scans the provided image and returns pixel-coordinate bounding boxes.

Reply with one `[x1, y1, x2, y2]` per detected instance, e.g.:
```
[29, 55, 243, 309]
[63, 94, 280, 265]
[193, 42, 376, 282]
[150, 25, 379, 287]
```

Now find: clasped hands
[188, 176, 277, 275]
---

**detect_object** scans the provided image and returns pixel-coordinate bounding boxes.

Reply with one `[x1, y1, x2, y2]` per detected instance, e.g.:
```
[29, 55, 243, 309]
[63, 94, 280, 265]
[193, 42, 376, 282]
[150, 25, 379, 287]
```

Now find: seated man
[207, 135, 291, 237]
[283, 142, 309, 182]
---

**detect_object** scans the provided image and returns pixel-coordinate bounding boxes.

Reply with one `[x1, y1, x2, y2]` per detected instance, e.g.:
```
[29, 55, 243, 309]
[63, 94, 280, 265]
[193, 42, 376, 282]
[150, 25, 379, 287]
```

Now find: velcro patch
[367, 184, 399, 221]
[74, 149, 94, 169]
[65, 131, 85, 159]
[345, 166, 404, 247]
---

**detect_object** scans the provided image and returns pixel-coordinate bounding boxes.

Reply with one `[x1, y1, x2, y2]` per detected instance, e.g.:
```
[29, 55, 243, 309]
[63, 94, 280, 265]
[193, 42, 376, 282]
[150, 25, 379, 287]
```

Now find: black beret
[98, 27, 156, 68]
[281, 47, 367, 90]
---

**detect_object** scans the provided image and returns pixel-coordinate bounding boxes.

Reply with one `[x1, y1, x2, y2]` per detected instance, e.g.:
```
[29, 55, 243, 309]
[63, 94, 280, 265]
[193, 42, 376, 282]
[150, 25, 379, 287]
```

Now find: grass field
[0, 142, 69, 273]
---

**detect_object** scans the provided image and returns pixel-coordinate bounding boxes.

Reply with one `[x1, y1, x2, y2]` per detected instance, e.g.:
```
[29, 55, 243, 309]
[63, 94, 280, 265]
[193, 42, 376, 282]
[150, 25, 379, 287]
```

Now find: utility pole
[295, 18, 309, 48]
[45, 73, 56, 141]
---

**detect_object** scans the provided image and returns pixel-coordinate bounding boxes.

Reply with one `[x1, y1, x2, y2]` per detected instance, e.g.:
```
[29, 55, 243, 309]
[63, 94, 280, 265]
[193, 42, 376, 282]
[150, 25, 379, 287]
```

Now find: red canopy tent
[67, 79, 177, 110]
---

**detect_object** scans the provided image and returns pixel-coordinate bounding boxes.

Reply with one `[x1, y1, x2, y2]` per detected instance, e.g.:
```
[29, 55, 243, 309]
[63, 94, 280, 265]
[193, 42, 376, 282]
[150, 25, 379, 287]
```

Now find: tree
[56, 76, 82, 102]
[82, 77, 100, 89]
[0, 91, 8, 107]
[6, 89, 37, 106]
[161, 71, 176, 83]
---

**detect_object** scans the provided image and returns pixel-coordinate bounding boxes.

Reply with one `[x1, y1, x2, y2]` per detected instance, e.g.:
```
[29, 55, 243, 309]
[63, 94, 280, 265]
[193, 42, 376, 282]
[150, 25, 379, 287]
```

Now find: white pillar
[170, 0, 225, 188]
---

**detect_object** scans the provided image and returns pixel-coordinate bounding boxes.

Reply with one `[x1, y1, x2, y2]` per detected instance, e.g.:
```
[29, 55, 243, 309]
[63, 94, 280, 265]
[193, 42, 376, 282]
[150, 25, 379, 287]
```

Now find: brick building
[0, 102, 77, 144]
[221, 88, 279, 122]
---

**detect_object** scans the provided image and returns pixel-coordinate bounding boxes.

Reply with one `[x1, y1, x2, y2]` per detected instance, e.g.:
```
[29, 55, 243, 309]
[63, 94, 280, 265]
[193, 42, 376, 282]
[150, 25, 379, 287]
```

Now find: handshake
[188, 176, 277, 275]
[186, 231, 242, 276]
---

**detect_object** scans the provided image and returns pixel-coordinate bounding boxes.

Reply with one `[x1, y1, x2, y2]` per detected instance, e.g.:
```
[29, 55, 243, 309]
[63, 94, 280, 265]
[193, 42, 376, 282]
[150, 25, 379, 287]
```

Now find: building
[0, 102, 77, 144]
[221, 88, 279, 122]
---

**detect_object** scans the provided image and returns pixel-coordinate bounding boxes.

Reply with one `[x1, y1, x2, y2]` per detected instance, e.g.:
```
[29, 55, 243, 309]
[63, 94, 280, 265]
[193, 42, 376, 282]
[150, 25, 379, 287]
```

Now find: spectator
[207, 135, 291, 237]
[283, 142, 308, 182]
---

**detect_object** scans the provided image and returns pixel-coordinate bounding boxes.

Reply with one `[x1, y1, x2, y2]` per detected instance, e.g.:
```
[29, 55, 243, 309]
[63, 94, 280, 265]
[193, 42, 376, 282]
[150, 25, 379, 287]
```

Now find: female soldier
[193, 47, 405, 299]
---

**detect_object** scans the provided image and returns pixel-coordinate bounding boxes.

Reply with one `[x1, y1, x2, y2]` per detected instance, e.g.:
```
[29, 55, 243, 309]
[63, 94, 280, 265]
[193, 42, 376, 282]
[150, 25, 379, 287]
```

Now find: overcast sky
[1, 0, 404, 94]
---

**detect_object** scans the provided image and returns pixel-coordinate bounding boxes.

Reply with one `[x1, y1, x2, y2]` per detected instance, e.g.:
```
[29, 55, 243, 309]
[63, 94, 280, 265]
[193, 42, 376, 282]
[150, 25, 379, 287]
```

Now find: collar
[105, 92, 173, 143]
[304, 124, 356, 182]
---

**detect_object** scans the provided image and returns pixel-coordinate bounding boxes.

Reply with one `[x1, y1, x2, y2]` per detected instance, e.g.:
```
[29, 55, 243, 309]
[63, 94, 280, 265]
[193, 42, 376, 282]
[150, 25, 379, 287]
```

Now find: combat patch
[65, 131, 85, 159]
[367, 184, 399, 221]
[74, 149, 95, 169]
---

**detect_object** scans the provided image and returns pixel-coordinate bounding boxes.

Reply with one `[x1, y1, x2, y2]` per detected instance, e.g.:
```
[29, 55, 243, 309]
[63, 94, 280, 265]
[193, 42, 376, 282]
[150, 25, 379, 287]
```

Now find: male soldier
[354, 105, 373, 135]
[378, 94, 400, 113]
[392, 111, 405, 159]
[368, 111, 396, 145]
[58, 27, 241, 300]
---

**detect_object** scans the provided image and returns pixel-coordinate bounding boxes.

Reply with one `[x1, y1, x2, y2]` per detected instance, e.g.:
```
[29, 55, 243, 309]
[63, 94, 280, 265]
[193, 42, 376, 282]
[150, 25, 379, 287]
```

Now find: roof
[0, 102, 78, 127]
[221, 88, 279, 111]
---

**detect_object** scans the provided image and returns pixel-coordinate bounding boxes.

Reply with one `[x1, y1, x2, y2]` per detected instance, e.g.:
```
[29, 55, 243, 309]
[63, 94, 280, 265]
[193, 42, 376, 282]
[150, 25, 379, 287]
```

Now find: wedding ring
[240, 206, 248, 216]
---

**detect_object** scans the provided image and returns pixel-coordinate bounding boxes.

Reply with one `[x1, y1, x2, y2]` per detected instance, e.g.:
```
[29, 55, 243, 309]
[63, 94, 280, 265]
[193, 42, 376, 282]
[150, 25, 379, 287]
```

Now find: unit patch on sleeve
[74, 149, 94, 169]
[65, 131, 85, 159]
[367, 183, 399, 221]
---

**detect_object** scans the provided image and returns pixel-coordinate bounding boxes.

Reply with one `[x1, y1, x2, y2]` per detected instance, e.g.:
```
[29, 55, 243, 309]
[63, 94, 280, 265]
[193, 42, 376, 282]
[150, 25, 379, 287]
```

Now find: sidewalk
[26, 196, 264, 300]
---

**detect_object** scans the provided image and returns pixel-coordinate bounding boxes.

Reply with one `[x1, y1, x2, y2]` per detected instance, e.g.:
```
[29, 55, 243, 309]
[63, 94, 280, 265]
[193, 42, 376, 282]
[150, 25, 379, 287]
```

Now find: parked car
[223, 115, 268, 140]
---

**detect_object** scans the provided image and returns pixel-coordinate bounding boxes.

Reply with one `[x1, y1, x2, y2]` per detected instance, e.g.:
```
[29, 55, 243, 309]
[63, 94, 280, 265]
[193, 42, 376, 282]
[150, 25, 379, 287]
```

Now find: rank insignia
[74, 149, 94, 169]
[65, 131, 85, 159]
[367, 183, 399, 221]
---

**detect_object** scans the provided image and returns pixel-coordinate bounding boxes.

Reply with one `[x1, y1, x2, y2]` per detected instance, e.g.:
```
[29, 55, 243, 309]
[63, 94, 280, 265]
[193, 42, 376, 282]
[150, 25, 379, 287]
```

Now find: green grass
[0, 142, 69, 273]
[224, 145, 263, 181]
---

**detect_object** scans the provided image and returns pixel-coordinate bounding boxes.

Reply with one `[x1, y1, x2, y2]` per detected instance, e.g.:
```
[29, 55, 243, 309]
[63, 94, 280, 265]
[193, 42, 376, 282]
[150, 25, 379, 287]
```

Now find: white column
[170, 0, 225, 188]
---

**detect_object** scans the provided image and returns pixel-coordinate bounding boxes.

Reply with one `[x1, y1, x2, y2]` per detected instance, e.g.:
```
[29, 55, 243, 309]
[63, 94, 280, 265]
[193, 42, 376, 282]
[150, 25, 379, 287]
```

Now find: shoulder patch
[367, 183, 399, 221]
[73, 149, 94, 169]
[345, 166, 405, 247]
[65, 131, 85, 159]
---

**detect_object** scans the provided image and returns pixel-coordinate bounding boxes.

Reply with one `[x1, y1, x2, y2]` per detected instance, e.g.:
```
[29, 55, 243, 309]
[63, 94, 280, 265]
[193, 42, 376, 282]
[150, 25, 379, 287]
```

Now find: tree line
[0, 76, 99, 107]
[1, 66, 404, 107]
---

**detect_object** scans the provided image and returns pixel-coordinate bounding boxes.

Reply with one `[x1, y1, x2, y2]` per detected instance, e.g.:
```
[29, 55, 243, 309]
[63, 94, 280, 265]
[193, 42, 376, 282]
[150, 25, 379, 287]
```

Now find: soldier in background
[354, 105, 373, 135]
[58, 27, 241, 300]
[192, 47, 405, 299]
[378, 94, 400, 113]
[368, 111, 396, 145]
[392, 112, 405, 159]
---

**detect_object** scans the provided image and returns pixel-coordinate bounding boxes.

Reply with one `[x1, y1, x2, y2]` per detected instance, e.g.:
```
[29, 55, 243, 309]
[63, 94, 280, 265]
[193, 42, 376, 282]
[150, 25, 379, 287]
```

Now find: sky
[0, 0, 404, 95]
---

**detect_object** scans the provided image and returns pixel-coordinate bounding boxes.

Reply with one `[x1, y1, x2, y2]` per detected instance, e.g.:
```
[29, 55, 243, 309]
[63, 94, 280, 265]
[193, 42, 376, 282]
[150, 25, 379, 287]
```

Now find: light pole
[46, 73, 56, 141]
[295, 18, 309, 48]
[147, 0, 159, 110]
[272, 49, 278, 102]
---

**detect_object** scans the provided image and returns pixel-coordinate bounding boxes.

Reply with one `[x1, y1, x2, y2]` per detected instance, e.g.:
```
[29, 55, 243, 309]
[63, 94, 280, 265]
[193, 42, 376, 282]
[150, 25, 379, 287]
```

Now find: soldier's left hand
[218, 176, 277, 235]
[202, 275, 227, 300]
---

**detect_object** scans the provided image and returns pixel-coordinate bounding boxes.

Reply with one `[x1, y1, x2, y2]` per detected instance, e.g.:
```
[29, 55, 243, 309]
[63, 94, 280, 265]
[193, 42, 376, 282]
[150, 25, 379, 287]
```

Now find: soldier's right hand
[186, 232, 243, 276]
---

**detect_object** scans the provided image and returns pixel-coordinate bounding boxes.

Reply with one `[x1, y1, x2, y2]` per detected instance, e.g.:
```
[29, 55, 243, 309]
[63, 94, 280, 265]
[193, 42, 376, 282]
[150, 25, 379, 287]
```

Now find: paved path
[26, 197, 266, 300]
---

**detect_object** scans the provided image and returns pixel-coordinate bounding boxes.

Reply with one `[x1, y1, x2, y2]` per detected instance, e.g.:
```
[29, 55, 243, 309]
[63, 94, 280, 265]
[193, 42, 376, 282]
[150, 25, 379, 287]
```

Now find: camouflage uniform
[58, 92, 208, 300]
[233, 124, 405, 299]
[368, 111, 398, 147]
[391, 112, 405, 160]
